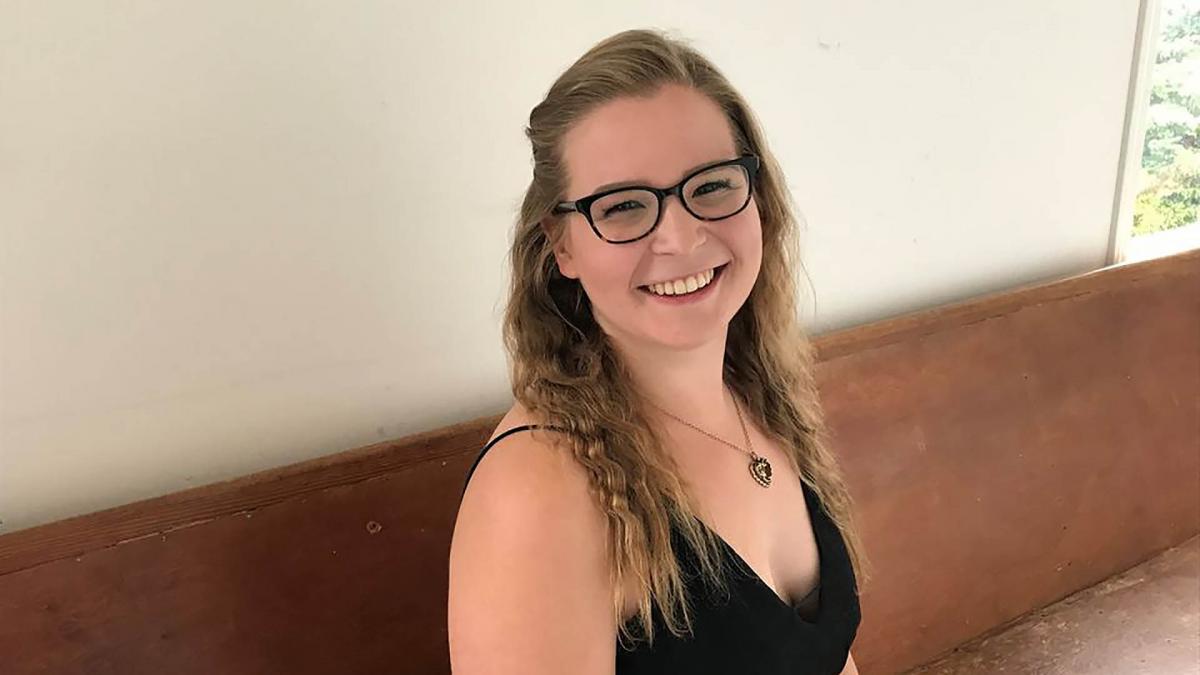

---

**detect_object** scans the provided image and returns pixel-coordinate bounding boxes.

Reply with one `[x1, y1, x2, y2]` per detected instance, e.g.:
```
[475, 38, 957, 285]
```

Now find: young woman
[448, 28, 870, 675]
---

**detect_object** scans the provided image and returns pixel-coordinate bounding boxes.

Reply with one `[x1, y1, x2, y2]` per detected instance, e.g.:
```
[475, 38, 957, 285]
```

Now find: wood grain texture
[825, 248, 1200, 672]
[902, 535, 1200, 674]
[1, 248, 1197, 674]
[0, 415, 501, 577]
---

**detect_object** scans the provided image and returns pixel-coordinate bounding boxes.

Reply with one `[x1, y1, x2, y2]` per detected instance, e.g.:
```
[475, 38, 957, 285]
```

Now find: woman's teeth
[644, 267, 716, 296]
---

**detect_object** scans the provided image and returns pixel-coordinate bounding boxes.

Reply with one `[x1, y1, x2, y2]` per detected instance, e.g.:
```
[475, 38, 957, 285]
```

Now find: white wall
[0, 1, 1140, 533]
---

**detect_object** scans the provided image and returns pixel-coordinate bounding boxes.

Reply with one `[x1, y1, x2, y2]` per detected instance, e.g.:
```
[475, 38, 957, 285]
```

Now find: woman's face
[552, 84, 763, 353]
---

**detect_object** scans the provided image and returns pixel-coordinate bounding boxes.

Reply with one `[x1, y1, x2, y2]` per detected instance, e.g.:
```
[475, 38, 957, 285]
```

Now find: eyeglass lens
[589, 163, 751, 242]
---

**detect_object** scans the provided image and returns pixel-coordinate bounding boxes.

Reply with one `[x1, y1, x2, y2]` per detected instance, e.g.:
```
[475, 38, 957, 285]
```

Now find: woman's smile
[637, 262, 729, 305]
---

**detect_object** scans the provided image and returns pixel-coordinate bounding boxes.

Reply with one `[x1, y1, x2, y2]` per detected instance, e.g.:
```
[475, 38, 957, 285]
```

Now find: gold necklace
[648, 390, 773, 488]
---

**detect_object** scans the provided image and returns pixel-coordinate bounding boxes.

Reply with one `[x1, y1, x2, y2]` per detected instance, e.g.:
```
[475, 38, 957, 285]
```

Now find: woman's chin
[593, 302, 732, 353]
[643, 323, 728, 352]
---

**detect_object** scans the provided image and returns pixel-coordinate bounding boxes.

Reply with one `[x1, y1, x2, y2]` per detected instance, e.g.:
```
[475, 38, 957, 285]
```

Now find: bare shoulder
[466, 400, 586, 515]
[449, 401, 615, 674]
[485, 399, 539, 442]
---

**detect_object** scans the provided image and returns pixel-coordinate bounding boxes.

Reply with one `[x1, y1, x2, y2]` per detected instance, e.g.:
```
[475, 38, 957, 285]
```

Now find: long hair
[503, 28, 871, 648]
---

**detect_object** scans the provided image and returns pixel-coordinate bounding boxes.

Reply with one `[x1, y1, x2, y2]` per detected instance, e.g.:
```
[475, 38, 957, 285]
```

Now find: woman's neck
[614, 332, 733, 423]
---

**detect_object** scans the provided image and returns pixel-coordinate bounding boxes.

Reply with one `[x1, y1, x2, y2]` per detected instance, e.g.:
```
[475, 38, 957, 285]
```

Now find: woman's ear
[542, 218, 579, 279]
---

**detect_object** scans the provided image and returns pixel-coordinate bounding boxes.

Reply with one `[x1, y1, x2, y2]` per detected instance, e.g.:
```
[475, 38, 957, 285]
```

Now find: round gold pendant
[748, 452, 773, 487]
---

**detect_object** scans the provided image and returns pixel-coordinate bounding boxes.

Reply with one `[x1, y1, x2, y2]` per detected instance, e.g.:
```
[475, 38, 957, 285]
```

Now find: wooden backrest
[2, 249, 1196, 674]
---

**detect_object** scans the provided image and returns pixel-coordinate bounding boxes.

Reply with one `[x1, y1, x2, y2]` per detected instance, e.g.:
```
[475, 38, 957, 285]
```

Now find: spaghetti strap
[460, 424, 567, 498]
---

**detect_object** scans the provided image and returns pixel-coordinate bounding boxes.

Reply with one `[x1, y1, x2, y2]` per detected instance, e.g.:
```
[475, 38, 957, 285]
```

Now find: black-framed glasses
[552, 154, 760, 244]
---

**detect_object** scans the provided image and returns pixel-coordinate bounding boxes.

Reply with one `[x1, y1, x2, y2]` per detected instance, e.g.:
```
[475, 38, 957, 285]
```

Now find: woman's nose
[648, 197, 706, 254]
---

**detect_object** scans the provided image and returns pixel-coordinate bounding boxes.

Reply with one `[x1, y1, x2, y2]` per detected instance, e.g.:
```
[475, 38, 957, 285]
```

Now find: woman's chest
[667, 432, 822, 608]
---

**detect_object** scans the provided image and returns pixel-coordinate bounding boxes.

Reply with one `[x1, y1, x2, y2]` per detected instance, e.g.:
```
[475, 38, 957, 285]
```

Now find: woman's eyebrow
[587, 157, 728, 194]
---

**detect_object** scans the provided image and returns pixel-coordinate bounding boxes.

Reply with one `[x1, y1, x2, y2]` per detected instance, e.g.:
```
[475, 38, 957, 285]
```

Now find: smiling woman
[448, 28, 868, 675]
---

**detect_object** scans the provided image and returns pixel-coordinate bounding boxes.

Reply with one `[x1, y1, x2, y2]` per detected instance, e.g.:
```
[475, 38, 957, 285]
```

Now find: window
[1113, 0, 1200, 263]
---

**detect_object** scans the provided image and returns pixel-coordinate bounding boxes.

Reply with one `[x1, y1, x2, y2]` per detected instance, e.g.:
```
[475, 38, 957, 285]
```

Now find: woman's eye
[601, 200, 644, 218]
[693, 179, 733, 197]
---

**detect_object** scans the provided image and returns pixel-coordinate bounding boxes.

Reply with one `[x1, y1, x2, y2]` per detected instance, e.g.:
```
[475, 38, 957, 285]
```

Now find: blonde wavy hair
[503, 28, 872, 648]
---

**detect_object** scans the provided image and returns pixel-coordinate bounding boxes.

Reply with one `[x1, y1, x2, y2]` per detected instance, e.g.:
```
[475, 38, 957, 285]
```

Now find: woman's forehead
[561, 84, 738, 197]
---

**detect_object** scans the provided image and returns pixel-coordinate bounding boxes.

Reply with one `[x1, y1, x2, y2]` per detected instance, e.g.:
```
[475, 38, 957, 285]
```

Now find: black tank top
[460, 425, 862, 675]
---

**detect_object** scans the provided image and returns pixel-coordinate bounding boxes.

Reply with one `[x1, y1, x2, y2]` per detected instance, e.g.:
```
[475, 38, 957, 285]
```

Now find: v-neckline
[689, 481, 826, 624]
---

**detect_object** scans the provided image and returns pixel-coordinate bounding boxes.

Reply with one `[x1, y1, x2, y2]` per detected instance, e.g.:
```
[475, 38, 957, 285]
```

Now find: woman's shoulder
[458, 400, 596, 547]
[485, 399, 544, 444]
[458, 402, 604, 576]
[472, 401, 579, 500]
[449, 402, 615, 669]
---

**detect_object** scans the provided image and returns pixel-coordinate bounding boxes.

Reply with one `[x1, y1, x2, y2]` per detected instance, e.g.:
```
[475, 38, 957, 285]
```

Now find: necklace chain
[647, 388, 773, 488]
[649, 392, 755, 457]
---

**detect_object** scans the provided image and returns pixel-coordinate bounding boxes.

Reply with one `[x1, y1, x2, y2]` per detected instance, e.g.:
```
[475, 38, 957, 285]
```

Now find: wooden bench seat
[906, 535, 1200, 674]
[1, 248, 1196, 674]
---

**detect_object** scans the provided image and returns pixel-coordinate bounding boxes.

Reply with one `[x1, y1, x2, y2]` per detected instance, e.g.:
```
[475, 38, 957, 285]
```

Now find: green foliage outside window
[1135, 0, 1200, 235]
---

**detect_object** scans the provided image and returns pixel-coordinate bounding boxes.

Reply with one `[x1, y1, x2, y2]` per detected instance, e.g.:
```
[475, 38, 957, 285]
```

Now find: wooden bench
[2, 248, 1196, 674]
[905, 534, 1199, 673]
